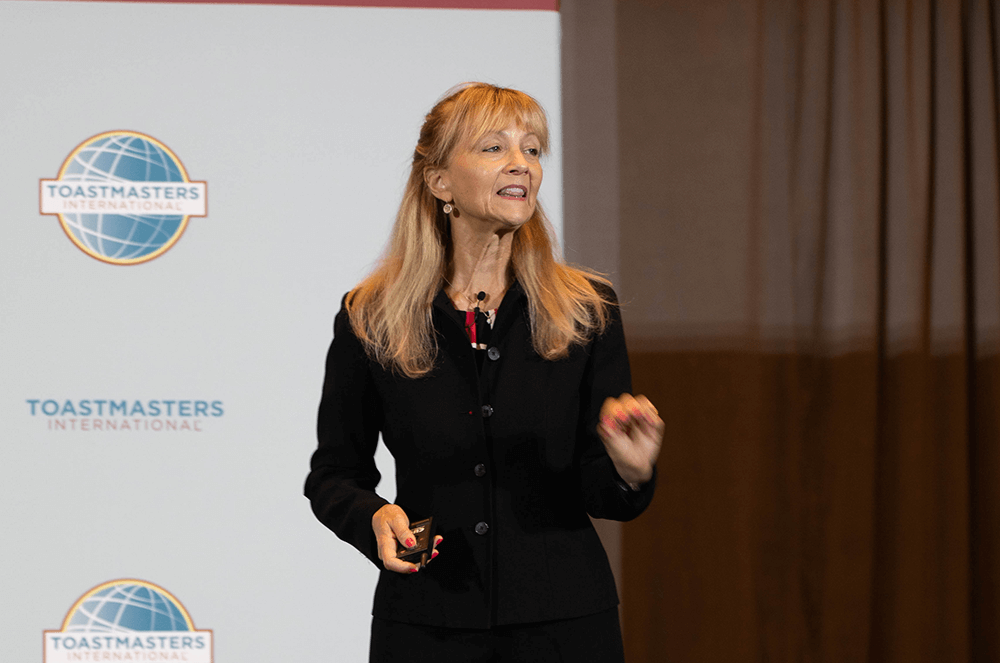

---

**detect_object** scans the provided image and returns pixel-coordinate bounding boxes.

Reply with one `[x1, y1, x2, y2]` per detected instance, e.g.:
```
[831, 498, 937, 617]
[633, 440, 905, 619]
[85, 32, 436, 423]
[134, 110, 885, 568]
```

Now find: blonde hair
[347, 83, 612, 377]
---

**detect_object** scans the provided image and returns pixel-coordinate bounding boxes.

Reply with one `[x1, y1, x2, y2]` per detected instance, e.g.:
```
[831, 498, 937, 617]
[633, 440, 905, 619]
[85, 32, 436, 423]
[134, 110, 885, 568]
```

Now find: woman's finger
[612, 393, 635, 422]
[378, 534, 420, 574]
[598, 411, 627, 443]
[600, 395, 629, 430]
[389, 510, 417, 551]
[425, 535, 444, 565]
[635, 394, 658, 416]
[634, 395, 663, 428]
[625, 395, 660, 432]
[601, 395, 649, 437]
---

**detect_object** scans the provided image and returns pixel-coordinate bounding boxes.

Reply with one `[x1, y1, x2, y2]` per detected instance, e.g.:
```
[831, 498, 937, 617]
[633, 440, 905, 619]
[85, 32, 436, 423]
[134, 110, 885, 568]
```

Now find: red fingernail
[409, 567, 419, 573]
[405, 538, 415, 548]
[431, 550, 439, 559]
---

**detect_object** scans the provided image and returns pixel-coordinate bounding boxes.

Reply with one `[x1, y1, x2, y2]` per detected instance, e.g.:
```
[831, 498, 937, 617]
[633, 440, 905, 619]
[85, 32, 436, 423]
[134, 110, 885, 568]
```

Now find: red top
[18, 0, 557, 9]
[464, 308, 496, 349]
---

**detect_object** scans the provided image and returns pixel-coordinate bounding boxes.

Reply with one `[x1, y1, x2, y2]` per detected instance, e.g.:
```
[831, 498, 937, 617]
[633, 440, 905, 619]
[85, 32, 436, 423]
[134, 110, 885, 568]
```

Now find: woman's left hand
[597, 394, 664, 488]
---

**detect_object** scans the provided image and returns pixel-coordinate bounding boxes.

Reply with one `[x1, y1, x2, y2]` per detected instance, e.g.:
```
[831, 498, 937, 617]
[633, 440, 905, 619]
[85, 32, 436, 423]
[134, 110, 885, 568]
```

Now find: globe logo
[40, 131, 208, 265]
[44, 579, 213, 662]
[64, 580, 193, 632]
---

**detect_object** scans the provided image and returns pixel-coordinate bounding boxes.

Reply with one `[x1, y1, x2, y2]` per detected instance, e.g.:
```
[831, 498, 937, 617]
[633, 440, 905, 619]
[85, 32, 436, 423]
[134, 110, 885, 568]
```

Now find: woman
[305, 83, 663, 662]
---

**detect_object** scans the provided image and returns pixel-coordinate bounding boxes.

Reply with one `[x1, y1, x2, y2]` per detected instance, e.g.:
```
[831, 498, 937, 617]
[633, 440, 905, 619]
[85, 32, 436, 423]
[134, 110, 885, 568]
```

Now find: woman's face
[432, 122, 543, 232]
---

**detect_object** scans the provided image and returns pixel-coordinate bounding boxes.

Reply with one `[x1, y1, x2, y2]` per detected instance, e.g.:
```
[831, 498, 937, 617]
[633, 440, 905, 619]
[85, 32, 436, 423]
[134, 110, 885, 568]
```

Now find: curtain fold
[618, 1, 1000, 661]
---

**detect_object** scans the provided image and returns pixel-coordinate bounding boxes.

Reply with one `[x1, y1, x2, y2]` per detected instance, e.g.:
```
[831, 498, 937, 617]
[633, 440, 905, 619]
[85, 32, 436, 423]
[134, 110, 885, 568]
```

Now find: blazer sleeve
[577, 285, 657, 521]
[304, 297, 388, 567]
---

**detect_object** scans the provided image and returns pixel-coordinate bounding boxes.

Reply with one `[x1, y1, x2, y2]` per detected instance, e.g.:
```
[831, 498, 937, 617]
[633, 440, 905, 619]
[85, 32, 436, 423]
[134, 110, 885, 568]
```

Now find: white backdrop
[0, 2, 560, 660]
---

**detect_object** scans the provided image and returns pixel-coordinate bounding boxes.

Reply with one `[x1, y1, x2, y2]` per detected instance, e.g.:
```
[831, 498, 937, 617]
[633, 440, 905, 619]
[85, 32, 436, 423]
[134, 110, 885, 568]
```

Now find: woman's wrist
[613, 461, 653, 488]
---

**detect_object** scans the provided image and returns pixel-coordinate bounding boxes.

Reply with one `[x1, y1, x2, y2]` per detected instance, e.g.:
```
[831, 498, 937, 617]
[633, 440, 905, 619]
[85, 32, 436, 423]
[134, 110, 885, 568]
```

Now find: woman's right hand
[371, 504, 442, 573]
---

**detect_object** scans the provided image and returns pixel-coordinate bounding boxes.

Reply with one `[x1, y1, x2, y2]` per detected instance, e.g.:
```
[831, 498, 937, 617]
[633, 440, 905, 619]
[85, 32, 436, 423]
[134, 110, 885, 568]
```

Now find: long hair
[347, 83, 612, 377]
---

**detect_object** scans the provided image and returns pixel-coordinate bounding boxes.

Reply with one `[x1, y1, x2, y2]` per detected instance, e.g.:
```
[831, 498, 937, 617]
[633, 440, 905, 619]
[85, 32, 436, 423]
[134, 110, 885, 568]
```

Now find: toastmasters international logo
[44, 579, 213, 663]
[40, 131, 207, 265]
[26, 399, 224, 433]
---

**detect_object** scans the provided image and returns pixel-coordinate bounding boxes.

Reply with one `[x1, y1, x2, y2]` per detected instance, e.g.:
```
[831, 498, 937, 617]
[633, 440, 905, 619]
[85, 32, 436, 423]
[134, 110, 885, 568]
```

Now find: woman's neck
[445, 224, 514, 311]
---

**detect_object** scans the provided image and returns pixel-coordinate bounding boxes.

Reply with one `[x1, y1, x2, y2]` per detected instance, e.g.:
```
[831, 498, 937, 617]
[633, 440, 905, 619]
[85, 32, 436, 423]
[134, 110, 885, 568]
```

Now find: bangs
[438, 85, 550, 161]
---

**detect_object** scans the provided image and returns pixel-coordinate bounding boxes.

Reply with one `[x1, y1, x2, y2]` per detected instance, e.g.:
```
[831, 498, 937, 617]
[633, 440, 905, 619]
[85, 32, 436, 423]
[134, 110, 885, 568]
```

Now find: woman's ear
[424, 168, 451, 202]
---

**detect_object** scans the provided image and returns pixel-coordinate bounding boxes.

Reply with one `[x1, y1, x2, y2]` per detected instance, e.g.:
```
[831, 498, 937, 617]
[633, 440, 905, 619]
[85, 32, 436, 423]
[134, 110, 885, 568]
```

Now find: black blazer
[305, 281, 655, 628]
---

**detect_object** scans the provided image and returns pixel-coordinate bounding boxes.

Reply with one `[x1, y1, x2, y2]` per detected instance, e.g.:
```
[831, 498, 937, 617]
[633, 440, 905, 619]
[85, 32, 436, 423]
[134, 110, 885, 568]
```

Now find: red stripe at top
[15, 0, 557, 9]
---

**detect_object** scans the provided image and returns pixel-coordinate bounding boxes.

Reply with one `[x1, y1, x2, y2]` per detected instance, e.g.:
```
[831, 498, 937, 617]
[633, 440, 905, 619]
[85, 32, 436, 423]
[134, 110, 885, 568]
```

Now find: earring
[442, 203, 454, 214]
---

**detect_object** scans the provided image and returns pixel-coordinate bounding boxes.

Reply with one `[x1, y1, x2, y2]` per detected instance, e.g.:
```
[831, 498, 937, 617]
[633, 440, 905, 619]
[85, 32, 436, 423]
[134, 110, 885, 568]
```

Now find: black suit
[305, 281, 655, 628]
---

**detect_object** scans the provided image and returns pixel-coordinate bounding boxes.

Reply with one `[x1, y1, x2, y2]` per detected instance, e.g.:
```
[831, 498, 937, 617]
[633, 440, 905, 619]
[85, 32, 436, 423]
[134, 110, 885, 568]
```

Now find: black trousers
[369, 608, 625, 663]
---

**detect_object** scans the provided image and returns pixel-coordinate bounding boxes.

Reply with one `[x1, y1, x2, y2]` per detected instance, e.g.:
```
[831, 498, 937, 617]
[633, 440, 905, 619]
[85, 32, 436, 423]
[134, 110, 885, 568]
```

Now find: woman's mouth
[496, 185, 527, 198]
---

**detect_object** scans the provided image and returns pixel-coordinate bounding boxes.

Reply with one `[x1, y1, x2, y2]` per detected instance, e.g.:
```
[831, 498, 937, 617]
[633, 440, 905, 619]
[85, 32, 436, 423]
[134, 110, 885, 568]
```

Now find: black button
[474, 463, 486, 477]
[475, 521, 490, 535]
[487, 347, 500, 361]
[481, 405, 493, 418]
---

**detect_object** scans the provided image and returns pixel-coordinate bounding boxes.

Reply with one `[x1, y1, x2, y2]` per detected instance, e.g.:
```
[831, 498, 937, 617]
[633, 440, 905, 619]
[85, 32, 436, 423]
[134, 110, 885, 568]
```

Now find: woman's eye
[483, 145, 501, 152]
[525, 148, 540, 156]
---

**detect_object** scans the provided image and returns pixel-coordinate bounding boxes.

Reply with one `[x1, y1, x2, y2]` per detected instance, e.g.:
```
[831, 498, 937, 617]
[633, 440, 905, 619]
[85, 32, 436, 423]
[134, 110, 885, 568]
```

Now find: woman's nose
[507, 154, 529, 174]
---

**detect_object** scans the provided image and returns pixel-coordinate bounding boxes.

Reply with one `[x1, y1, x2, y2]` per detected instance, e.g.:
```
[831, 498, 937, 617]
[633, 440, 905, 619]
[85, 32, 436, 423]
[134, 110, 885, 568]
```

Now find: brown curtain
[612, 1, 1000, 661]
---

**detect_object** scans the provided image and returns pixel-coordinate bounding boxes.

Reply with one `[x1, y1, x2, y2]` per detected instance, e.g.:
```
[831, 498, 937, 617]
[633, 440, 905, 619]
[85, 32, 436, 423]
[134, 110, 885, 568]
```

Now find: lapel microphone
[474, 291, 487, 340]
